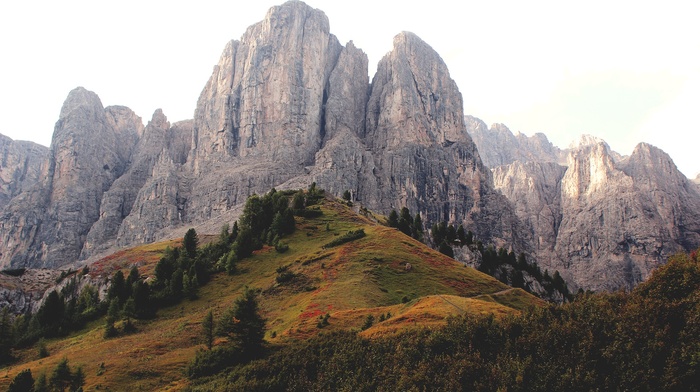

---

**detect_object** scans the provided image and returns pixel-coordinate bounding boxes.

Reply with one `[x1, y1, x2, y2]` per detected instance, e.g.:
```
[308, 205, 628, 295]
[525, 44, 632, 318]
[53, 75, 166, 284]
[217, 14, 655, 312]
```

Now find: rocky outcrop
[192, 0, 342, 167]
[0, 88, 141, 268]
[0, 134, 49, 210]
[81, 110, 166, 258]
[0, 269, 61, 314]
[493, 140, 700, 291]
[465, 116, 565, 167]
[492, 161, 566, 255]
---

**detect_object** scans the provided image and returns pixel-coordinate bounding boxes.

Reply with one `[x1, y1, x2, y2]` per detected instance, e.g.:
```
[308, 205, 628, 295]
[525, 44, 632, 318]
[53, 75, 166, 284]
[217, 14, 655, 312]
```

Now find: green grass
[0, 196, 541, 391]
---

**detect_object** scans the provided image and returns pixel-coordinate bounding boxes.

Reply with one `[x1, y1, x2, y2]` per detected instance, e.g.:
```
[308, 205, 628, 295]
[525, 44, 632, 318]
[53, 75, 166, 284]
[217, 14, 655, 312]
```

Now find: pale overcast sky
[1, 0, 698, 177]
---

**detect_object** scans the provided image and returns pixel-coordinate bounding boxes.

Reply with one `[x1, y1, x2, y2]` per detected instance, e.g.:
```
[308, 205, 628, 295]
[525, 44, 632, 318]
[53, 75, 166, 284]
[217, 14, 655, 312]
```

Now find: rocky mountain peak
[58, 87, 104, 120]
[366, 31, 466, 150]
[562, 141, 617, 199]
[568, 134, 606, 150]
[192, 0, 341, 167]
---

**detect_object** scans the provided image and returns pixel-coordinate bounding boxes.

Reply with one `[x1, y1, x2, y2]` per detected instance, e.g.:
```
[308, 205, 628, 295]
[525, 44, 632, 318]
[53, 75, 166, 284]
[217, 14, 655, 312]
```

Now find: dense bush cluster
[189, 250, 700, 391]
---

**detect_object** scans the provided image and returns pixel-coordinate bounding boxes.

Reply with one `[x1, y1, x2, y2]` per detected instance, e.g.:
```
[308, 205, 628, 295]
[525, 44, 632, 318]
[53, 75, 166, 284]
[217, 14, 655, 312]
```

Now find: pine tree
[49, 358, 73, 392]
[292, 192, 306, 215]
[0, 307, 13, 364]
[398, 207, 413, 236]
[438, 241, 455, 258]
[387, 210, 399, 228]
[107, 270, 127, 305]
[342, 190, 351, 201]
[412, 213, 424, 241]
[218, 287, 266, 354]
[184, 228, 199, 259]
[457, 225, 467, 245]
[34, 372, 47, 392]
[8, 369, 34, 392]
[203, 310, 214, 350]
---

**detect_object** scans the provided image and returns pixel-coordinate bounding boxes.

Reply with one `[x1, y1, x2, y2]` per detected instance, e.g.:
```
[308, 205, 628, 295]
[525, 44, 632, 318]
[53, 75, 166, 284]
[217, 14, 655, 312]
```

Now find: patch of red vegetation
[444, 278, 474, 293]
[323, 268, 338, 281]
[300, 309, 324, 319]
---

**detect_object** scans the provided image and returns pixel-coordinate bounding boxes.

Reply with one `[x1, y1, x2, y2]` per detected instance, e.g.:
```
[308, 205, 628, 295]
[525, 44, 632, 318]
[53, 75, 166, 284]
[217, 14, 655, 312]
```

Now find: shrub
[322, 229, 366, 248]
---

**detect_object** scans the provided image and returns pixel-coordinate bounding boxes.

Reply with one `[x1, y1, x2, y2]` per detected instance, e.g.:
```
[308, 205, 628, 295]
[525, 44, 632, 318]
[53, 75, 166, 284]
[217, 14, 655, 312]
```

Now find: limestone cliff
[492, 139, 700, 291]
[0, 134, 49, 210]
[0, 88, 141, 268]
[465, 116, 566, 167]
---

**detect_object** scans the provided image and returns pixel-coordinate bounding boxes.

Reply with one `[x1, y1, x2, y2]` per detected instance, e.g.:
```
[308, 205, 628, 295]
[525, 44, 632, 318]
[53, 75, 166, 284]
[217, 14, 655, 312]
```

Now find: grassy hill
[0, 194, 542, 391]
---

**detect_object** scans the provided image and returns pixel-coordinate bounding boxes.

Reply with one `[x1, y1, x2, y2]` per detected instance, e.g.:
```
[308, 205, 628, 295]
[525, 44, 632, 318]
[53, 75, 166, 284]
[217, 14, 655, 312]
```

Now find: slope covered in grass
[0, 195, 541, 391]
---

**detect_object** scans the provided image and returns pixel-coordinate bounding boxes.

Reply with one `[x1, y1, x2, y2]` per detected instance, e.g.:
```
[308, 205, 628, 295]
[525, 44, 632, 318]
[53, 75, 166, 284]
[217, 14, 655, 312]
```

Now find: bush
[275, 242, 289, 253]
[322, 229, 366, 248]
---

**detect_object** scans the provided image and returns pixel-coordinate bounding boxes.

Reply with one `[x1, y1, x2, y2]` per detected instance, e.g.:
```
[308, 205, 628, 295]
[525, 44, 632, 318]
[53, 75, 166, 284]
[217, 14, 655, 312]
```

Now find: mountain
[474, 123, 700, 290]
[0, 1, 523, 269]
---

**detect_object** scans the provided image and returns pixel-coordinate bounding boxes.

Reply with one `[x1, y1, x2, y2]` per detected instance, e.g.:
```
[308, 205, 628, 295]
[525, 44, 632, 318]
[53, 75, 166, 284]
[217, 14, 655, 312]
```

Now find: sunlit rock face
[484, 122, 700, 291]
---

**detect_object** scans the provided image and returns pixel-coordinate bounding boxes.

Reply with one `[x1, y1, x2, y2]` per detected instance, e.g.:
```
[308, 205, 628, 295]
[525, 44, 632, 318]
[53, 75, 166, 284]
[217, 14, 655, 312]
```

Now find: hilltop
[0, 191, 541, 391]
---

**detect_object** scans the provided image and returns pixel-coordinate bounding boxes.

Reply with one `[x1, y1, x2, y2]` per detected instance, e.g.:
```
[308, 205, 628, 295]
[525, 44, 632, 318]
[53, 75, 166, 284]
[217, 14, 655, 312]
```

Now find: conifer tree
[184, 228, 199, 259]
[203, 310, 214, 350]
[412, 213, 424, 241]
[398, 207, 413, 236]
[8, 369, 34, 392]
[387, 209, 399, 228]
[217, 287, 266, 354]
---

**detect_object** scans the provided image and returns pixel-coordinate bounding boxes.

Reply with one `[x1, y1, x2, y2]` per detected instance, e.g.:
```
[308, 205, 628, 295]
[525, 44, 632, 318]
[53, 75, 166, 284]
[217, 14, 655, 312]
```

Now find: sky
[1, 0, 698, 177]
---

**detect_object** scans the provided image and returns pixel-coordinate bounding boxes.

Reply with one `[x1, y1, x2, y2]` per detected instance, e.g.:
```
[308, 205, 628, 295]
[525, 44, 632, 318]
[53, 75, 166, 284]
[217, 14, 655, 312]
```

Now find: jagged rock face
[0, 134, 49, 210]
[0, 88, 141, 268]
[81, 110, 167, 258]
[493, 140, 700, 291]
[366, 32, 466, 150]
[307, 32, 526, 249]
[465, 116, 565, 167]
[115, 119, 194, 247]
[0, 1, 526, 269]
[193, 0, 342, 167]
[0, 269, 61, 314]
[492, 161, 566, 254]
